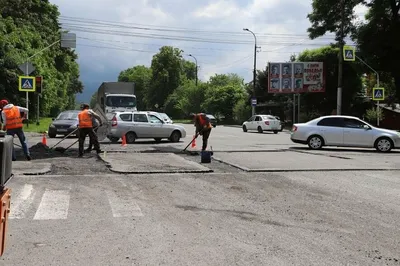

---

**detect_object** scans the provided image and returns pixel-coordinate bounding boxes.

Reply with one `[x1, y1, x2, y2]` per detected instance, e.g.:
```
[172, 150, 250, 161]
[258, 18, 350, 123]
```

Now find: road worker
[77, 103, 103, 157]
[0, 99, 31, 161]
[189, 112, 212, 151]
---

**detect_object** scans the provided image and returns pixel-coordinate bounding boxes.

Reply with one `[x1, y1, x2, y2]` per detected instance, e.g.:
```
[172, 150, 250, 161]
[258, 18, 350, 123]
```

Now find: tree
[164, 79, 208, 118]
[0, 0, 82, 117]
[146, 46, 184, 108]
[118, 65, 152, 110]
[307, 0, 361, 41]
[354, 0, 400, 100]
[297, 46, 363, 116]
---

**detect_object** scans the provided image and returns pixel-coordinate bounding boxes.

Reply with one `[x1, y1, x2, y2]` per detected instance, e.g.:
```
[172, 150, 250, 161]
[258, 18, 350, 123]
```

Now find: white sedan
[242, 115, 281, 134]
[290, 115, 400, 152]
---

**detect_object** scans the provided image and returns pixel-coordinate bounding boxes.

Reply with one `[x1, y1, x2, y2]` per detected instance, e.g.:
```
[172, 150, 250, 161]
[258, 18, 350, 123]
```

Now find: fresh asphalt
[2, 124, 399, 265]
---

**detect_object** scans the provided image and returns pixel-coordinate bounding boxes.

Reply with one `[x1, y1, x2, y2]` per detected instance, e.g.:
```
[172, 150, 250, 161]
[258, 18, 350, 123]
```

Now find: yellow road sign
[18, 76, 36, 92]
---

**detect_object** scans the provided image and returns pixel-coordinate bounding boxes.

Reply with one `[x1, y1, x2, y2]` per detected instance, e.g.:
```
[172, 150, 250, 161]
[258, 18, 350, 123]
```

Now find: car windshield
[56, 112, 78, 120]
[106, 96, 137, 108]
[159, 113, 169, 120]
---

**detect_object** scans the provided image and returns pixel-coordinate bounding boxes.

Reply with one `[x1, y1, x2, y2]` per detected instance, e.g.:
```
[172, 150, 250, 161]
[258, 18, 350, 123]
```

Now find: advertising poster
[268, 62, 325, 93]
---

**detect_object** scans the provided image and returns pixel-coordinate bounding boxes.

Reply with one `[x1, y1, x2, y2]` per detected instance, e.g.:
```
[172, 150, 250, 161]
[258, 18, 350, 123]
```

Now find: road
[2, 125, 400, 265]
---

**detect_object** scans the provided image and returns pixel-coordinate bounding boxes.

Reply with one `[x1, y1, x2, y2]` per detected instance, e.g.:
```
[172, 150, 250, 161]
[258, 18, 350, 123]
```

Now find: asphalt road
[2, 125, 400, 265]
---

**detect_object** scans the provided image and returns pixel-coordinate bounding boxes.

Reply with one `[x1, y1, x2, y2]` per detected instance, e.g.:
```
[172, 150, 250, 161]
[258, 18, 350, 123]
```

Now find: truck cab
[103, 93, 137, 113]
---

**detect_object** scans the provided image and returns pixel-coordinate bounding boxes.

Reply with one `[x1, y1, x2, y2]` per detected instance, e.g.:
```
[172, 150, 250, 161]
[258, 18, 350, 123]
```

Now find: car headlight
[49, 124, 55, 128]
[69, 124, 77, 128]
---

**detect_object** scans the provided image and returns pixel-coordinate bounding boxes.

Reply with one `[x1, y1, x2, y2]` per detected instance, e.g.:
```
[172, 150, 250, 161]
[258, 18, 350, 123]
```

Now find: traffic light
[35, 76, 42, 94]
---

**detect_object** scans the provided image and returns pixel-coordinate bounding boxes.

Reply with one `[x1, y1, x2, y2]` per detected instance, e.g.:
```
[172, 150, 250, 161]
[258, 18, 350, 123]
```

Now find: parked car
[106, 111, 186, 143]
[206, 114, 217, 127]
[158, 112, 173, 124]
[242, 115, 280, 134]
[290, 115, 400, 152]
[274, 116, 284, 131]
[48, 110, 80, 138]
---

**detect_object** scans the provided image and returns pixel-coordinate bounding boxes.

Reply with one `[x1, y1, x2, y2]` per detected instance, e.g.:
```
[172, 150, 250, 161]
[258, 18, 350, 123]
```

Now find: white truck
[96, 82, 136, 113]
[93, 82, 136, 141]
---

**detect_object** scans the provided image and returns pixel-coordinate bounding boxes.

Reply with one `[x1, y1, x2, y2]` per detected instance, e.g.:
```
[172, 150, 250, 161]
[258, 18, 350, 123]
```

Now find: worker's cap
[0, 99, 8, 107]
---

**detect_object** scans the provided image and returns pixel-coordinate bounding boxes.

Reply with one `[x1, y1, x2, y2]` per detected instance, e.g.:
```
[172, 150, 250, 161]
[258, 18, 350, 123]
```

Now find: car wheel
[108, 137, 119, 143]
[48, 132, 56, 138]
[242, 125, 247, 132]
[307, 135, 323, 150]
[154, 138, 162, 143]
[374, 137, 393, 152]
[125, 132, 136, 144]
[169, 130, 181, 142]
[273, 130, 278, 134]
[257, 126, 263, 133]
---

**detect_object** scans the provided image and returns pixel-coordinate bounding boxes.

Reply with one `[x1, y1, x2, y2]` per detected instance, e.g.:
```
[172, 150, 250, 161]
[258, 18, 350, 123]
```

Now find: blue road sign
[18, 76, 36, 92]
[251, 98, 257, 106]
[372, 87, 385, 101]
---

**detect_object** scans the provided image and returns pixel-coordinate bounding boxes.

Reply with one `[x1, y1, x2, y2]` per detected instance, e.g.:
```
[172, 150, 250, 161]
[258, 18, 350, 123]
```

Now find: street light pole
[337, 0, 345, 115]
[243, 28, 257, 116]
[188, 54, 198, 86]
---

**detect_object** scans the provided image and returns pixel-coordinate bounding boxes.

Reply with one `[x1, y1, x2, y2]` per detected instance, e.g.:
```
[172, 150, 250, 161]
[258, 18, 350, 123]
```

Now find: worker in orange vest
[0, 99, 31, 161]
[189, 112, 212, 151]
[77, 103, 103, 157]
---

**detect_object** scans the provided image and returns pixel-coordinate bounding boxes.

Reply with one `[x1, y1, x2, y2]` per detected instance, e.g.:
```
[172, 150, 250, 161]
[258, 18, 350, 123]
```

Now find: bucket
[200, 151, 212, 163]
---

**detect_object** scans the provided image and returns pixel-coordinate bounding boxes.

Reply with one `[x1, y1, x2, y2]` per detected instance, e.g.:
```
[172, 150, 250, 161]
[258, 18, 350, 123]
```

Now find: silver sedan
[290, 115, 400, 152]
[106, 111, 186, 143]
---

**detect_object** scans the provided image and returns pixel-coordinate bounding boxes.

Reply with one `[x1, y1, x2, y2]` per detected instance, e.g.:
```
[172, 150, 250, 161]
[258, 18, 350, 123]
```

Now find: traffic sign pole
[355, 55, 380, 126]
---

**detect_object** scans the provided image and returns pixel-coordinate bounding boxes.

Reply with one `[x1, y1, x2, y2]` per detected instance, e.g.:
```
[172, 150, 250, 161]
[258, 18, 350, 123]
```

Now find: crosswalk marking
[9, 184, 36, 219]
[33, 190, 70, 220]
[106, 190, 143, 217]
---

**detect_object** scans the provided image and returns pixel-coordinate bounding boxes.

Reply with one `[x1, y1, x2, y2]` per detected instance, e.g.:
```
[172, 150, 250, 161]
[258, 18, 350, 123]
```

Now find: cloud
[50, 0, 351, 101]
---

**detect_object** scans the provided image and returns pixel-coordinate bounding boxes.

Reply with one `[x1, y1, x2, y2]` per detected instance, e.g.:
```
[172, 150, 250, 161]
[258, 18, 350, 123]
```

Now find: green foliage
[297, 46, 363, 115]
[118, 65, 152, 110]
[0, 0, 82, 118]
[233, 98, 251, 123]
[307, 0, 361, 40]
[145, 46, 184, 108]
[353, 0, 400, 100]
[364, 107, 384, 124]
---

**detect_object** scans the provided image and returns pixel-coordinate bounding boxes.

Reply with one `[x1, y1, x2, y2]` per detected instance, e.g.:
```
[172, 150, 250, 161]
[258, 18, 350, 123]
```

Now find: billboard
[268, 62, 325, 93]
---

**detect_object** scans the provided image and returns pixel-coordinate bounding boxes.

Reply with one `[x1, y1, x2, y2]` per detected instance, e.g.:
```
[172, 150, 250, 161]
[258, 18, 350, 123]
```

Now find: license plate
[58, 129, 67, 132]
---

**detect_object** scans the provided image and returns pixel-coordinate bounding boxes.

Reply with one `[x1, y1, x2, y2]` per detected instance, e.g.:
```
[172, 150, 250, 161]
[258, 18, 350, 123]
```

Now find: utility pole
[337, 0, 345, 115]
[188, 54, 198, 86]
[243, 28, 258, 116]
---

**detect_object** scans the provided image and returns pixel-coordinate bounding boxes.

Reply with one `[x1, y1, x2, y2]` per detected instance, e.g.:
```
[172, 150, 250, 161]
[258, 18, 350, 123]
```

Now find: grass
[23, 117, 53, 133]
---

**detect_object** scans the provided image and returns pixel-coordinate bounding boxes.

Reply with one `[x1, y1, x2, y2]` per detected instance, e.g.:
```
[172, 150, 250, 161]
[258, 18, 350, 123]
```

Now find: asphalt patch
[98, 152, 213, 174]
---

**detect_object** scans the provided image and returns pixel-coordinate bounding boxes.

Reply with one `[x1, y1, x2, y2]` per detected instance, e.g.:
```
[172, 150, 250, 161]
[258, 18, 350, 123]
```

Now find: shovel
[55, 126, 100, 153]
[49, 128, 79, 150]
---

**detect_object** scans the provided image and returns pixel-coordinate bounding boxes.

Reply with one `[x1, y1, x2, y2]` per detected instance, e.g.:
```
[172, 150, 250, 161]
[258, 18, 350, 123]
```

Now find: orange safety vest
[78, 110, 93, 128]
[3, 106, 23, 130]
[197, 113, 211, 128]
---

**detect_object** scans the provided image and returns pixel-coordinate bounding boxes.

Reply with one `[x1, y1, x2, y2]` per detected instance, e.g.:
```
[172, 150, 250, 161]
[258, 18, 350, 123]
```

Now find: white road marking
[33, 190, 70, 220]
[106, 190, 143, 217]
[9, 184, 36, 219]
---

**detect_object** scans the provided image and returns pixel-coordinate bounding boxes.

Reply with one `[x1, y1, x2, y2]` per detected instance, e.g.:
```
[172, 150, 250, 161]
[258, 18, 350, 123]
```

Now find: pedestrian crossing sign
[372, 87, 385, 101]
[343, 45, 355, 61]
[18, 76, 36, 92]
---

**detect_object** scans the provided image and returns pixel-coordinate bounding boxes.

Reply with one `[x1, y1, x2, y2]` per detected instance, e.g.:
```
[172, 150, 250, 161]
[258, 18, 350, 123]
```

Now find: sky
[50, 0, 368, 102]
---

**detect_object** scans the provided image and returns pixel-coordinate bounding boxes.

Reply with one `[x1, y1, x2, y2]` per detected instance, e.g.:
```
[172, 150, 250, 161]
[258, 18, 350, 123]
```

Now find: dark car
[206, 114, 217, 127]
[48, 110, 80, 138]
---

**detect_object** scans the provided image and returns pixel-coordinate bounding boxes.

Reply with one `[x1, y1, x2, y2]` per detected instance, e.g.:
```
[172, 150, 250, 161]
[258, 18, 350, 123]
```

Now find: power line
[59, 15, 340, 39]
[64, 25, 353, 46]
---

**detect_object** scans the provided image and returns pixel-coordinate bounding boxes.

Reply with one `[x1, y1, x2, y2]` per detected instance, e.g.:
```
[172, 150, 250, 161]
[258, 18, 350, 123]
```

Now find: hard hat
[0, 99, 8, 107]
